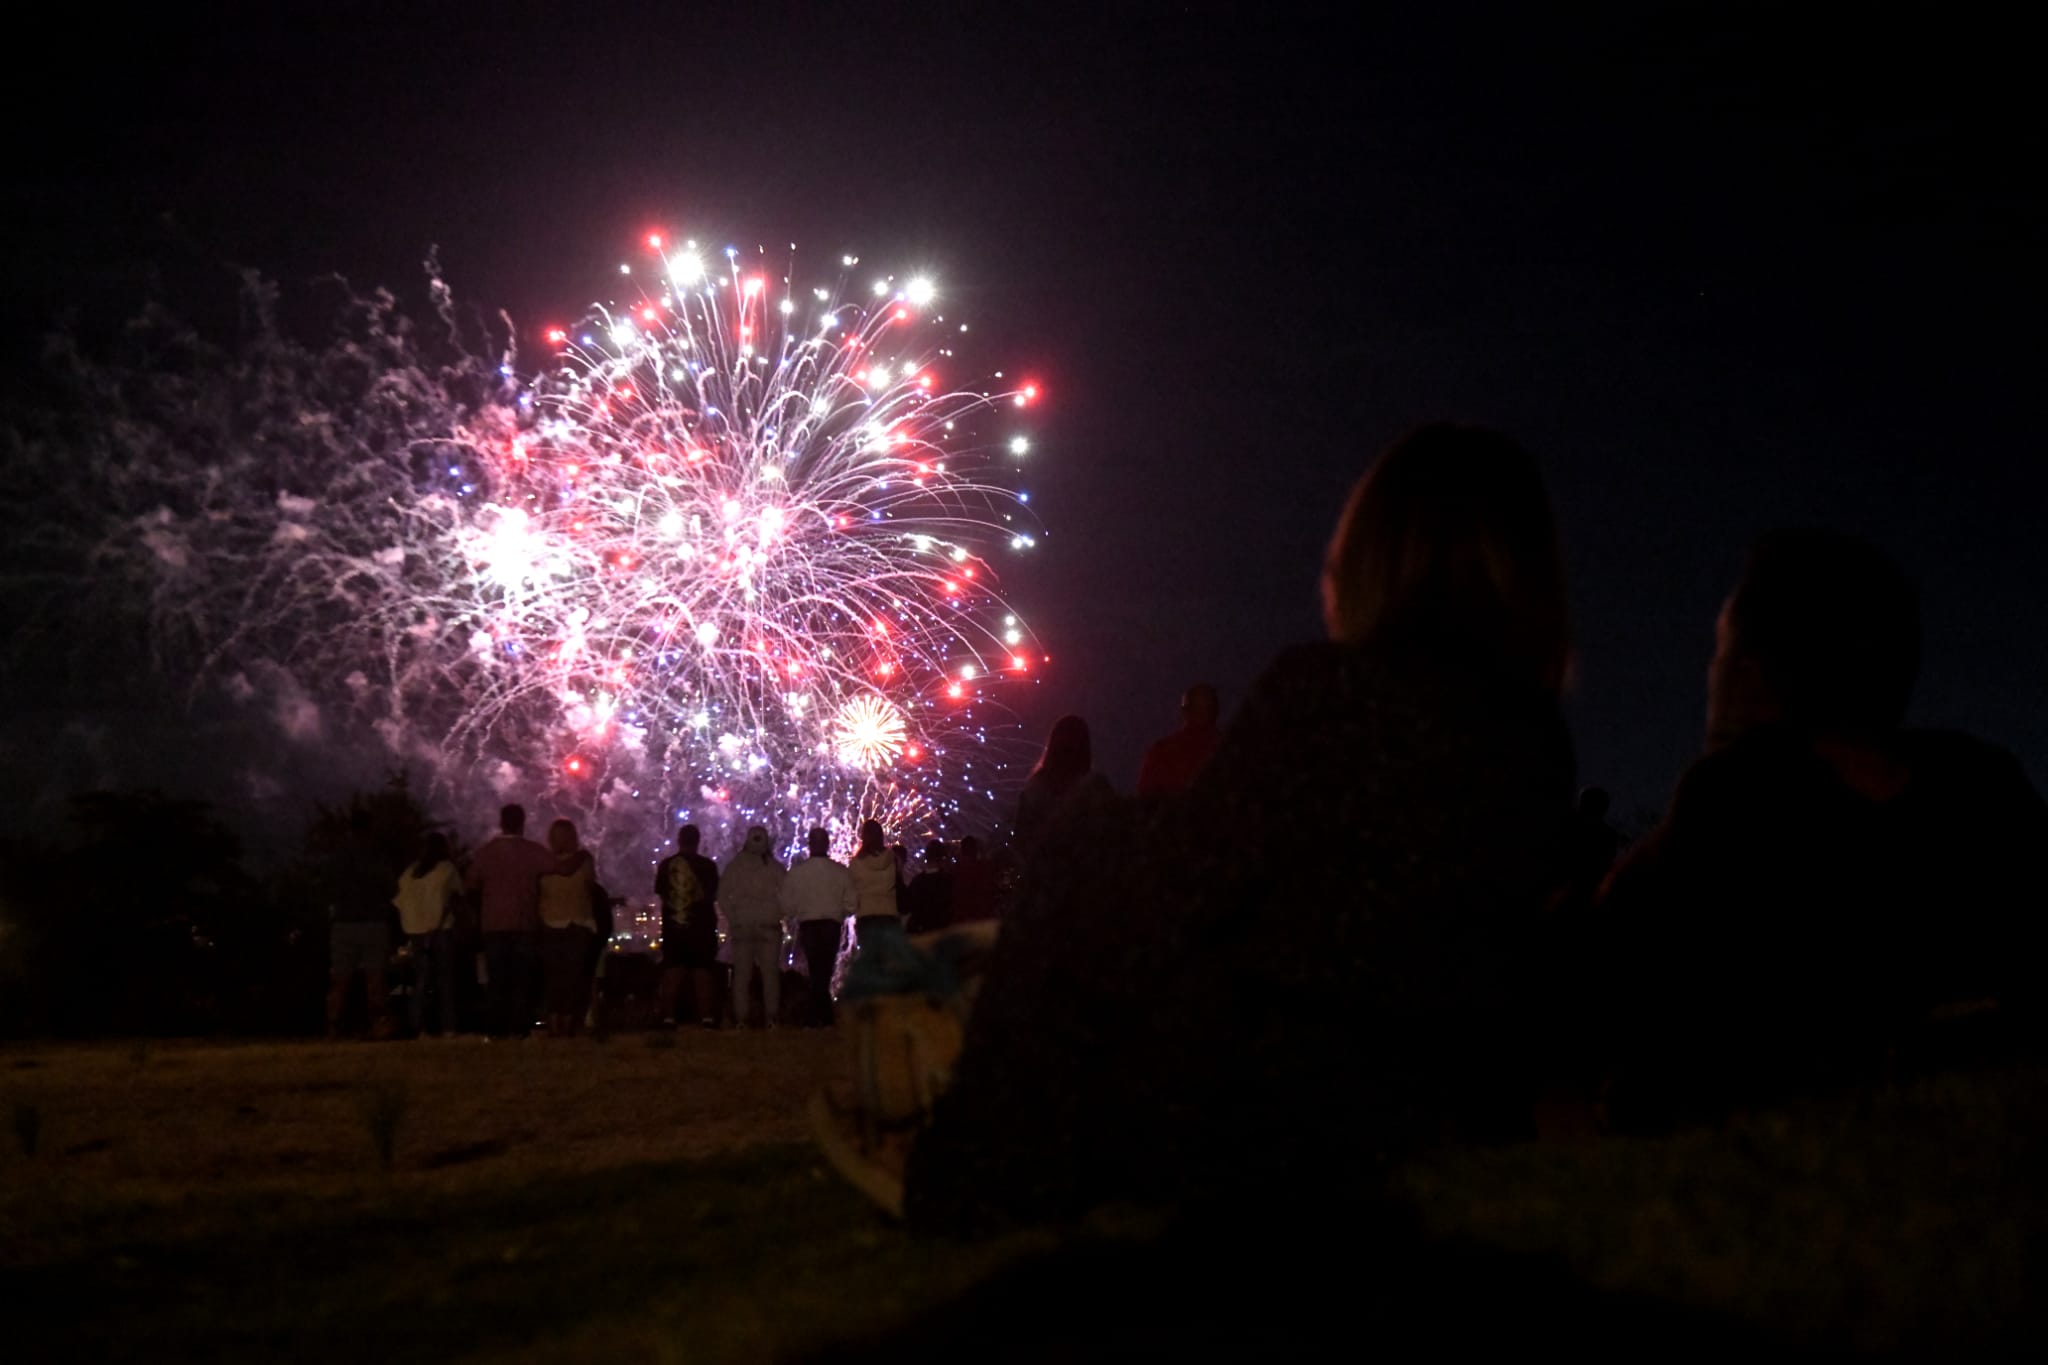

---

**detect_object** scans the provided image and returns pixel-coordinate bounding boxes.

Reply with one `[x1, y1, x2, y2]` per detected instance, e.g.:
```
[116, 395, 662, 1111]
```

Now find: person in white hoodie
[780, 827, 857, 1026]
[720, 825, 788, 1029]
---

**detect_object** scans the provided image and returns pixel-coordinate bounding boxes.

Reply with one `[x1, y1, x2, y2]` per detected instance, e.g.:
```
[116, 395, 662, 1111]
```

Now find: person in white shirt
[392, 831, 463, 1036]
[780, 827, 857, 1027]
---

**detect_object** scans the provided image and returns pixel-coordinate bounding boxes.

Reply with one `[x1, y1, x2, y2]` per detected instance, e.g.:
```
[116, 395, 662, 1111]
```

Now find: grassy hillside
[3, 1038, 2040, 1359]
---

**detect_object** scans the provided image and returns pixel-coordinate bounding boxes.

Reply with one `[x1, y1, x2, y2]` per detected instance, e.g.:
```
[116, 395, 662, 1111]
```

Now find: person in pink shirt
[1135, 683, 1221, 799]
[465, 803, 557, 1039]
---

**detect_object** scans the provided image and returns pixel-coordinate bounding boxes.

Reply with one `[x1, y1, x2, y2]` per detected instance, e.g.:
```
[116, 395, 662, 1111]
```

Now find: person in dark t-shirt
[656, 824, 723, 1028]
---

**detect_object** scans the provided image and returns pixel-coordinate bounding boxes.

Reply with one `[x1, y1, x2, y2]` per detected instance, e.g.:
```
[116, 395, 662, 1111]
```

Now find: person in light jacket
[780, 827, 858, 1026]
[393, 831, 463, 1037]
[721, 825, 788, 1029]
[847, 819, 900, 955]
[538, 818, 599, 1038]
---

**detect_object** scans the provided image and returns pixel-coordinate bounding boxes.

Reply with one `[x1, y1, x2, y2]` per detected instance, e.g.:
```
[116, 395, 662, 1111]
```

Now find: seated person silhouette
[1594, 530, 2047, 1129]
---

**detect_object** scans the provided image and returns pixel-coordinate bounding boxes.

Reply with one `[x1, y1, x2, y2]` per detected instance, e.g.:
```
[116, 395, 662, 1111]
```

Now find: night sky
[4, 2, 2042, 834]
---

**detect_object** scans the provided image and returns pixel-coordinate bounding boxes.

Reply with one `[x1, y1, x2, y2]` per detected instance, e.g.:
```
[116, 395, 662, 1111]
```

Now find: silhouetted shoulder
[1199, 638, 1573, 810]
[1257, 637, 1561, 716]
[1904, 729, 2048, 809]
[1661, 726, 1825, 826]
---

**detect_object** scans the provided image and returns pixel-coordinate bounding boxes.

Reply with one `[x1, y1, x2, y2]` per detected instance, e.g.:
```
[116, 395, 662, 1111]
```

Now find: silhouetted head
[922, 840, 948, 867]
[1709, 529, 1919, 748]
[857, 820, 885, 857]
[546, 818, 578, 857]
[1322, 423, 1570, 696]
[1575, 786, 1611, 821]
[959, 835, 982, 862]
[807, 827, 831, 858]
[499, 803, 526, 836]
[1181, 683, 1220, 729]
[412, 830, 451, 877]
[741, 825, 772, 861]
[1032, 714, 1093, 785]
[677, 824, 701, 853]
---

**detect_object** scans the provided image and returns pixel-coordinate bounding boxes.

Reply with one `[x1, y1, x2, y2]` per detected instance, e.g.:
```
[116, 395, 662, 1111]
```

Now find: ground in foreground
[2, 1036, 2042, 1359]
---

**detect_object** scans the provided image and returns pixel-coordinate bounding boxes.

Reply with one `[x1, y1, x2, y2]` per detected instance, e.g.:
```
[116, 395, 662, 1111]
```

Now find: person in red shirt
[1134, 683, 1221, 798]
[465, 803, 558, 1039]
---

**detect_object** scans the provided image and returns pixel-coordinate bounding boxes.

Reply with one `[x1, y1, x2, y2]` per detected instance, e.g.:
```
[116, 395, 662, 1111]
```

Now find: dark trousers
[408, 930, 459, 1036]
[798, 919, 845, 1027]
[483, 931, 542, 1038]
[542, 925, 594, 1018]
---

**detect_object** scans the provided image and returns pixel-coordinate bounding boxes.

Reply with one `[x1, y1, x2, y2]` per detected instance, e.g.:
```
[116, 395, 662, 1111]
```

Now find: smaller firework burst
[832, 693, 908, 771]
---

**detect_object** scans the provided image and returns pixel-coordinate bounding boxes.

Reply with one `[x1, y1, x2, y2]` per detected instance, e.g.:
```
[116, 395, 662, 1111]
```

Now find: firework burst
[9, 235, 1046, 866]
[445, 234, 1045, 857]
[833, 694, 909, 771]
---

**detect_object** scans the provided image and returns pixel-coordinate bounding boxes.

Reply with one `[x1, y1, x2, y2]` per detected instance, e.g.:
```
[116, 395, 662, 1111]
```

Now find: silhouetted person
[326, 808, 397, 1040]
[902, 423, 1576, 1232]
[393, 831, 462, 1037]
[1135, 683, 1222, 798]
[538, 818, 598, 1038]
[949, 835, 999, 924]
[722, 825, 787, 1029]
[1551, 786, 1622, 916]
[656, 824, 722, 1028]
[1014, 715, 1110, 855]
[1593, 529, 2048, 1129]
[848, 820, 901, 954]
[467, 803, 556, 1039]
[901, 840, 956, 934]
[782, 827, 856, 1026]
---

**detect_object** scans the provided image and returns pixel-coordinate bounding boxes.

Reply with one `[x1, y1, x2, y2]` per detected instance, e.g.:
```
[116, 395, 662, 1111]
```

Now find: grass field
[2, 1036, 2042, 1360]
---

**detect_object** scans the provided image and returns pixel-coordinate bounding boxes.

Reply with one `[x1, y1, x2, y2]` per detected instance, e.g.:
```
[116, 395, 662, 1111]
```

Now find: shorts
[331, 921, 391, 977]
[663, 918, 719, 970]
